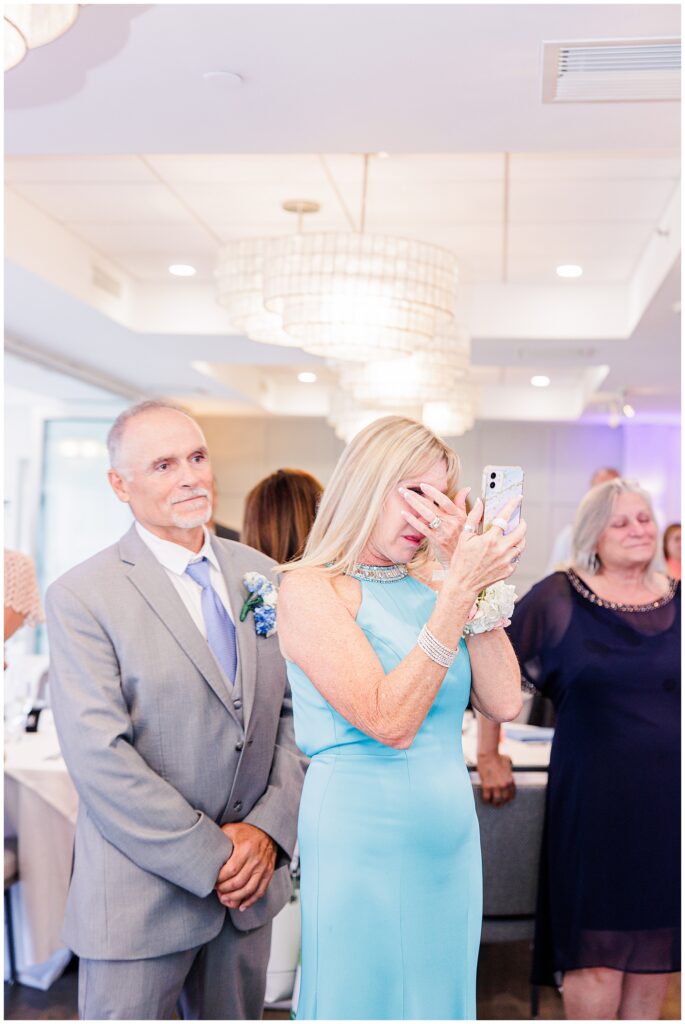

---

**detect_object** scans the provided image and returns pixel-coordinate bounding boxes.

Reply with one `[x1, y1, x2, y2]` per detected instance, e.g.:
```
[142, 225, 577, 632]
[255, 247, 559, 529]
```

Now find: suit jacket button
[233, 800, 243, 812]
[235, 741, 244, 752]
[233, 699, 242, 709]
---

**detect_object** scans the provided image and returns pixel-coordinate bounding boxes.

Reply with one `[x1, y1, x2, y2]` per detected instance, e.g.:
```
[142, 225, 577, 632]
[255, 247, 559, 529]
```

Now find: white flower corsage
[240, 572, 277, 637]
[462, 580, 516, 636]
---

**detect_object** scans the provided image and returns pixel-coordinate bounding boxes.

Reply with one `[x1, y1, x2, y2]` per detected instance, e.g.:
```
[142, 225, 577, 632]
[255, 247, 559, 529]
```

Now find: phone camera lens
[489, 481, 496, 489]
[490, 472, 496, 479]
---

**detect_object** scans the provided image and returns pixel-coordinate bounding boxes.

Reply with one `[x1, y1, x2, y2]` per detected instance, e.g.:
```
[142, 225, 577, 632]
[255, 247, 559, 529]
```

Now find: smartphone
[480, 465, 524, 535]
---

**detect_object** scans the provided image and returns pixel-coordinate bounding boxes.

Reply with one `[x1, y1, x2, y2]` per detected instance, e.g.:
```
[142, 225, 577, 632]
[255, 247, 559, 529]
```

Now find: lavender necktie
[185, 558, 237, 685]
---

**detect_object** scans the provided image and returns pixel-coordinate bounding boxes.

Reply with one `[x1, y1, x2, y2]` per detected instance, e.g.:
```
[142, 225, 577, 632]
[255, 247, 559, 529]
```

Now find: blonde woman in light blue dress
[278, 417, 526, 1020]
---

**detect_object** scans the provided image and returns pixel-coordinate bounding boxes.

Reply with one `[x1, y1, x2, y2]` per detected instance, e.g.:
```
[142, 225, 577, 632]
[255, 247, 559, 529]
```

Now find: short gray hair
[107, 400, 189, 473]
[572, 478, 659, 575]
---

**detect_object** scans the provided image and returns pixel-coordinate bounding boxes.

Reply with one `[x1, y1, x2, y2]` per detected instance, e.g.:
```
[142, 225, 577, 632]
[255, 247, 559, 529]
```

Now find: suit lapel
[211, 537, 259, 727]
[119, 526, 240, 723]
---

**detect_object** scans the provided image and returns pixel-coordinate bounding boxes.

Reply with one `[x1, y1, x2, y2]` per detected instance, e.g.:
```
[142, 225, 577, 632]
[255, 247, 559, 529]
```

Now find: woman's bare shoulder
[279, 566, 361, 618]
[279, 566, 332, 600]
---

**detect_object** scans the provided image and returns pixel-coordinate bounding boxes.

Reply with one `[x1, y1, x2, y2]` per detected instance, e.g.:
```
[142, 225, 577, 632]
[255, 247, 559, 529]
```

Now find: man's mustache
[170, 489, 210, 505]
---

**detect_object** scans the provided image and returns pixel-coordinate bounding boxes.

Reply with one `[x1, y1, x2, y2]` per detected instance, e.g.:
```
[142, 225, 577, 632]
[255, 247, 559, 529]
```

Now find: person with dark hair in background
[663, 522, 681, 579]
[242, 469, 323, 564]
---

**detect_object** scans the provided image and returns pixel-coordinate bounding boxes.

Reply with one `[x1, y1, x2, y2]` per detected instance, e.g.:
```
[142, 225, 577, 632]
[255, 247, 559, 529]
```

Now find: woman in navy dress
[509, 478, 680, 1020]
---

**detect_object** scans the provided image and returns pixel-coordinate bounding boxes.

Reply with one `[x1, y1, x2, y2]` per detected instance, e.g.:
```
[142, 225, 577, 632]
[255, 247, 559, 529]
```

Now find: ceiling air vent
[91, 264, 123, 299]
[542, 38, 680, 103]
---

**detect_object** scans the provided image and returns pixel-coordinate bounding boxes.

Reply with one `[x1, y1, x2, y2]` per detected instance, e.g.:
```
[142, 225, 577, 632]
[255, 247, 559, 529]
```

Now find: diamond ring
[491, 516, 509, 531]
[463, 523, 476, 534]
[428, 516, 442, 530]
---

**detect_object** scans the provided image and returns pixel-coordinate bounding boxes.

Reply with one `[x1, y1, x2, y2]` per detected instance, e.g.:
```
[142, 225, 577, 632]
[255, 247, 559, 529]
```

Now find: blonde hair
[572, 478, 660, 576]
[279, 416, 459, 576]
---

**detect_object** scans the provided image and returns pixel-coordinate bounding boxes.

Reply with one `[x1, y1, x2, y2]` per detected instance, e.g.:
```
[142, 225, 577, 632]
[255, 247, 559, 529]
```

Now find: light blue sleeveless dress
[287, 571, 482, 1020]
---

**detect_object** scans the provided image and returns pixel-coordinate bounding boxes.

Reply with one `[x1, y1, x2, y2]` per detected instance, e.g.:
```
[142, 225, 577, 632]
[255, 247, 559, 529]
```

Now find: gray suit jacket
[46, 525, 307, 960]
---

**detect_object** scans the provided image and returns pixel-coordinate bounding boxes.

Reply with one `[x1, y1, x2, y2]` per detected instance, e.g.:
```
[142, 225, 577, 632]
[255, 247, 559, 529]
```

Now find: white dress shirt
[135, 522, 234, 639]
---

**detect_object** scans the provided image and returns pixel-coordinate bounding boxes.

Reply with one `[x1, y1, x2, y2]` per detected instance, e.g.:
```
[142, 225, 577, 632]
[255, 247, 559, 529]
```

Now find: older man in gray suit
[46, 401, 307, 1020]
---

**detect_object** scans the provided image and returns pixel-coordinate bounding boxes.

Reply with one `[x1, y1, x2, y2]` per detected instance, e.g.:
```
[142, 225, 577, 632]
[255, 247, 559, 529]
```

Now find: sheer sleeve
[508, 572, 573, 693]
[4, 549, 44, 627]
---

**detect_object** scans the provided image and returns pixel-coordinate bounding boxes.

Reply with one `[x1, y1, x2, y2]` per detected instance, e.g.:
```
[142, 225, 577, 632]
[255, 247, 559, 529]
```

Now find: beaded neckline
[566, 567, 678, 613]
[347, 562, 409, 583]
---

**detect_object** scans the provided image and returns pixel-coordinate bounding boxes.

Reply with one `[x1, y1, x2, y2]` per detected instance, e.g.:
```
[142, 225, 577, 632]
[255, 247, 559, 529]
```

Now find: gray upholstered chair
[473, 775, 547, 1017]
[4, 838, 19, 984]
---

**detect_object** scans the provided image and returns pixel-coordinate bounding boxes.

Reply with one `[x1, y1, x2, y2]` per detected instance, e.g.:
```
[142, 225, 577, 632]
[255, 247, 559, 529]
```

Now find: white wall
[4, 374, 127, 659]
[5, 395, 680, 609]
[200, 415, 680, 596]
[4, 396, 48, 556]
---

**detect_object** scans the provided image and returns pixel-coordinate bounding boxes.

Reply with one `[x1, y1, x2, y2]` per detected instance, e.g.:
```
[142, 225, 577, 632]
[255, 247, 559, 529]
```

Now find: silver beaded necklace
[567, 567, 678, 613]
[348, 562, 409, 583]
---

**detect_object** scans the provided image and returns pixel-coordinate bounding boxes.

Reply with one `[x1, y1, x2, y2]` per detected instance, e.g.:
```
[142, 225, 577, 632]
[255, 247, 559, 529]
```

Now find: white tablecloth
[461, 711, 552, 770]
[4, 714, 77, 989]
[3, 712, 550, 995]
[3, 716, 298, 997]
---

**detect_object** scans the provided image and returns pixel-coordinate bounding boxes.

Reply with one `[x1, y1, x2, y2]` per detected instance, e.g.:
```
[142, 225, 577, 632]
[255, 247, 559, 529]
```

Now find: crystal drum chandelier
[215, 157, 459, 362]
[327, 392, 423, 445]
[215, 237, 299, 347]
[423, 385, 476, 438]
[4, 5, 80, 71]
[263, 231, 457, 362]
[335, 324, 471, 406]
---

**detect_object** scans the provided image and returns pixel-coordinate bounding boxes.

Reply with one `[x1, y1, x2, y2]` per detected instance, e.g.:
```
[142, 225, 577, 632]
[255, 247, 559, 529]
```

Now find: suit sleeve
[243, 653, 308, 866]
[46, 580, 233, 897]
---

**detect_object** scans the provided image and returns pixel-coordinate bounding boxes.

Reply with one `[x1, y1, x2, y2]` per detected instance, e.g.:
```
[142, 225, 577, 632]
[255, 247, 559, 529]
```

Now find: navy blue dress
[508, 570, 680, 984]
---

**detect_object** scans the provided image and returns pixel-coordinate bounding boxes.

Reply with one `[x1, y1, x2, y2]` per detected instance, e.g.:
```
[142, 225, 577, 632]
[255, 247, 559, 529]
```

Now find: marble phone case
[480, 465, 524, 535]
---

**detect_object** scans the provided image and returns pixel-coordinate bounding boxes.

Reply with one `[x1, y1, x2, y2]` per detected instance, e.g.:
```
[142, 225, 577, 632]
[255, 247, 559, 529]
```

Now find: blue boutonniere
[240, 572, 277, 637]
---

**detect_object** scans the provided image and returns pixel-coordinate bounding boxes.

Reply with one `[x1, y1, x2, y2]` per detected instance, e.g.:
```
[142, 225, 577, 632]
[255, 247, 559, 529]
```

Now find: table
[4, 712, 77, 989]
[3, 717, 299, 998]
[461, 711, 552, 771]
[4, 713, 552, 995]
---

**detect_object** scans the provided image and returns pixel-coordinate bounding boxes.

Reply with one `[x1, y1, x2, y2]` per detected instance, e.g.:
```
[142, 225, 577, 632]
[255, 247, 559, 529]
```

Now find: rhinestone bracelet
[417, 624, 458, 668]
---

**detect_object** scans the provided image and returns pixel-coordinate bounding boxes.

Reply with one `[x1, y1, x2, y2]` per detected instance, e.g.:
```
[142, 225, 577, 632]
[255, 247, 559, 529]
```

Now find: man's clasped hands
[214, 822, 277, 911]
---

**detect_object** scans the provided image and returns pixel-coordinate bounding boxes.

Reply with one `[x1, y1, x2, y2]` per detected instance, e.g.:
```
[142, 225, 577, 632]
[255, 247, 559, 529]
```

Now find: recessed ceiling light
[622, 402, 636, 418]
[169, 264, 196, 277]
[297, 371, 317, 384]
[191, 361, 214, 376]
[556, 264, 583, 279]
[531, 375, 551, 388]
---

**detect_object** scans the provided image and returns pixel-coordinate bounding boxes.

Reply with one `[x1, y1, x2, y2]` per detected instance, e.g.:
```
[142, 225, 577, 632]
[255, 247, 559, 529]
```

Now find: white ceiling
[3, 3, 681, 426]
[5, 5, 680, 153]
[5, 151, 680, 286]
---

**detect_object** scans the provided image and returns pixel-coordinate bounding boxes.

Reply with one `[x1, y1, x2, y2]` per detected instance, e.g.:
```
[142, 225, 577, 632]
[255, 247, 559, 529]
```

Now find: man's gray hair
[107, 400, 189, 473]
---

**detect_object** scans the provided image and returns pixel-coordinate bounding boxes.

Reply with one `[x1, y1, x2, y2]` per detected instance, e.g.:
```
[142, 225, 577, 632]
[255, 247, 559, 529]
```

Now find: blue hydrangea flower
[241, 571, 278, 635]
[243, 571, 267, 594]
[254, 604, 277, 638]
